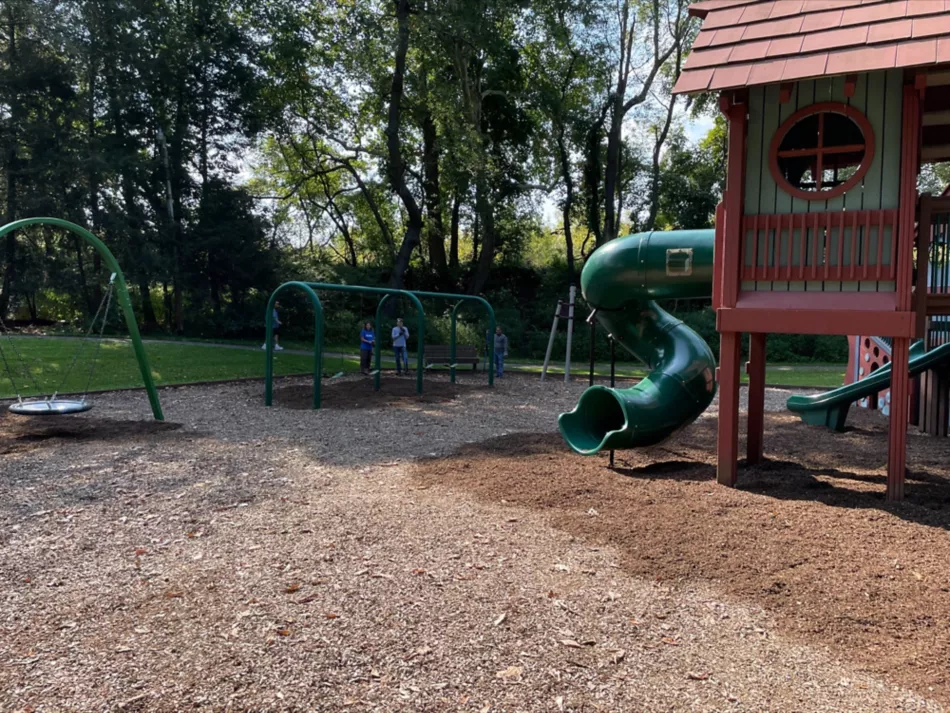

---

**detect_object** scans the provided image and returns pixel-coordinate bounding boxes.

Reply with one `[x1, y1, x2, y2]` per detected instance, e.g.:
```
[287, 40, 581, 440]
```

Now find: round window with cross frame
[769, 102, 875, 202]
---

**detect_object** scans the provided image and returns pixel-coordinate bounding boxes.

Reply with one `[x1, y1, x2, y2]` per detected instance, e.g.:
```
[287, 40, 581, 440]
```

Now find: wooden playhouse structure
[845, 186, 950, 434]
[674, 0, 950, 500]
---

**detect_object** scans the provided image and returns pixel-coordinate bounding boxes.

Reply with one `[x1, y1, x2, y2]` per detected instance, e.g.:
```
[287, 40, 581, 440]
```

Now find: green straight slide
[787, 340, 950, 431]
[559, 230, 718, 454]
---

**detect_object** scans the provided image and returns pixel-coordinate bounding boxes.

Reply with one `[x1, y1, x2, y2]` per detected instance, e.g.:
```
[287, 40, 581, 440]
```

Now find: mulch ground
[272, 374, 488, 410]
[0, 410, 182, 456]
[410, 408, 950, 702]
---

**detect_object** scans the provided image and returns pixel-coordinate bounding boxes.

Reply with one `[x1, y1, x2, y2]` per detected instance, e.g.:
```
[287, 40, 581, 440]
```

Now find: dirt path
[0, 375, 942, 711]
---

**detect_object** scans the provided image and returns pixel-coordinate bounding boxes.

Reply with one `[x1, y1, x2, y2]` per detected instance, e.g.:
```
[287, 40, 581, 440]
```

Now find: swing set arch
[263, 282, 426, 409]
[0, 218, 164, 420]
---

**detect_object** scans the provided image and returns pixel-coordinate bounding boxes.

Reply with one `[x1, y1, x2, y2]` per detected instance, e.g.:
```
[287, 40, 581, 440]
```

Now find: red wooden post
[716, 91, 747, 488]
[897, 83, 921, 314]
[886, 79, 923, 501]
[720, 92, 747, 309]
[718, 330, 742, 486]
[747, 333, 767, 465]
[888, 337, 911, 501]
[713, 202, 725, 310]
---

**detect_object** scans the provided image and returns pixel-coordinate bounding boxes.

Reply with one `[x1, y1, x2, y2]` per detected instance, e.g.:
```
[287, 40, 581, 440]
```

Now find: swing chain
[79, 274, 117, 401]
[46, 272, 115, 404]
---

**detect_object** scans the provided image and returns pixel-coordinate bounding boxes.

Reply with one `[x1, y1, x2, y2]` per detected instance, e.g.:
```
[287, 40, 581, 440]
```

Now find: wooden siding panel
[880, 69, 904, 211]
[739, 70, 903, 294]
[744, 85, 765, 215]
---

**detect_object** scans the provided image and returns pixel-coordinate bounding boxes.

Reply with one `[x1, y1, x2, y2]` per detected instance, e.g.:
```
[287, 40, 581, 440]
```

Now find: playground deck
[0, 376, 945, 711]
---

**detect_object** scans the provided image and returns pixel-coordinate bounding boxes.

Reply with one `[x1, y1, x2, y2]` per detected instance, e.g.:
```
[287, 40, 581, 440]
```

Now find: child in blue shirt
[359, 322, 375, 374]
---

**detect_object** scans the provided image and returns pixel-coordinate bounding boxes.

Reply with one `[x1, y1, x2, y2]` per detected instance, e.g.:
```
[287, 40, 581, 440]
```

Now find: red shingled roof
[674, 0, 950, 94]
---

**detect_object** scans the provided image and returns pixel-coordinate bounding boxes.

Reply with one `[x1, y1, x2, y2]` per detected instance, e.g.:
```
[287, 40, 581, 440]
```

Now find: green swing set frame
[0, 218, 164, 421]
[263, 282, 496, 410]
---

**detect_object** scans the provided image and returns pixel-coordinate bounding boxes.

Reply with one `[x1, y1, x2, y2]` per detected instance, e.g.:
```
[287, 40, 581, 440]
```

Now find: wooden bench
[424, 344, 480, 370]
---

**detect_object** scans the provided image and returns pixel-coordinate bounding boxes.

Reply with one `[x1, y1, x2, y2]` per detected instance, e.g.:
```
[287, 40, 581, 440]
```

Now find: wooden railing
[740, 209, 899, 283]
[915, 195, 950, 337]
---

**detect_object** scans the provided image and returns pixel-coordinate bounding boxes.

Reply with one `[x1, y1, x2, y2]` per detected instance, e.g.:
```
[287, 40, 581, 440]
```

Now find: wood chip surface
[0, 374, 942, 712]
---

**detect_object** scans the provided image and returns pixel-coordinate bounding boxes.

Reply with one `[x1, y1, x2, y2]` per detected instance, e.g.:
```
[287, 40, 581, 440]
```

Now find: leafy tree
[656, 118, 725, 230]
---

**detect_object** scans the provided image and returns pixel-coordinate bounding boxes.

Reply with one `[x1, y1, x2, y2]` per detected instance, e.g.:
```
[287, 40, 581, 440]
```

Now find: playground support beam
[885, 80, 923, 500]
[715, 91, 747, 488]
[717, 331, 741, 487]
[747, 333, 767, 465]
[373, 290, 495, 387]
[888, 337, 911, 501]
[365, 290, 426, 394]
[264, 282, 323, 409]
[0, 217, 164, 421]
[438, 293, 494, 386]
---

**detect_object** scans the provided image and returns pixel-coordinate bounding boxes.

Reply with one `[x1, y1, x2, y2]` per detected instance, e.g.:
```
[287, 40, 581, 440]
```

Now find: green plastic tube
[558, 230, 717, 454]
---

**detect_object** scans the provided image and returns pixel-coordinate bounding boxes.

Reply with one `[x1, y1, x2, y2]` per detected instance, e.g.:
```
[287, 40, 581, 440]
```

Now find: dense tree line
[1, 0, 277, 333]
[2, 0, 783, 360]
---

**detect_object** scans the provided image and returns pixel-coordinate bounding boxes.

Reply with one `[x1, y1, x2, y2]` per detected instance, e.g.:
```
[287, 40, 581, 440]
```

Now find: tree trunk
[603, 0, 684, 242]
[104, 67, 158, 330]
[138, 277, 158, 329]
[583, 106, 608, 247]
[472, 212, 480, 265]
[209, 276, 222, 319]
[557, 127, 576, 284]
[645, 98, 676, 231]
[421, 107, 448, 282]
[72, 236, 96, 315]
[467, 176, 495, 294]
[1, 6, 19, 317]
[162, 281, 172, 331]
[86, 38, 103, 307]
[170, 76, 190, 334]
[385, 0, 424, 289]
[646, 41, 684, 232]
[326, 198, 358, 267]
[449, 191, 461, 271]
[343, 163, 396, 258]
[603, 94, 625, 242]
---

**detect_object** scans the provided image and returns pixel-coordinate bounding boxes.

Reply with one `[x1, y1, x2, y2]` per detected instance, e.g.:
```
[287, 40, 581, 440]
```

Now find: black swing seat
[8, 399, 92, 416]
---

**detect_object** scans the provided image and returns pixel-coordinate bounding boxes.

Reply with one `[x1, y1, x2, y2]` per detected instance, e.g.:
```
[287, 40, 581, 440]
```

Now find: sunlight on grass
[0, 335, 846, 400]
[0, 336, 320, 400]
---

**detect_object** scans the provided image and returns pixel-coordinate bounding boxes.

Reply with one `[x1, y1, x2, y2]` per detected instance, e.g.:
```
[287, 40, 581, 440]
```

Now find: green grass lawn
[0, 336, 360, 400]
[138, 334, 848, 389]
[0, 335, 847, 400]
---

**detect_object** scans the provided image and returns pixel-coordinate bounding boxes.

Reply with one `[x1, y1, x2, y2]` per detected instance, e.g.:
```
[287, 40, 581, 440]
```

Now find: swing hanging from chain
[1, 273, 117, 416]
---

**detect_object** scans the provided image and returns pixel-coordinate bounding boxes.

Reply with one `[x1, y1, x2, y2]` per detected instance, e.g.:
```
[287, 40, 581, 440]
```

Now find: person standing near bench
[494, 326, 508, 378]
[359, 321, 375, 375]
[392, 318, 409, 375]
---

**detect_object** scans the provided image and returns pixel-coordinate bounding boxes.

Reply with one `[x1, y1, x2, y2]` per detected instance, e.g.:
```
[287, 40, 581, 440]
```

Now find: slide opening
[559, 388, 626, 454]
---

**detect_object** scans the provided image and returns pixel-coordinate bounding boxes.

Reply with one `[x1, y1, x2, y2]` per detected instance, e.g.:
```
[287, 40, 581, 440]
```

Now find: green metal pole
[450, 302, 459, 384]
[265, 298, 275, 405]
[264, 282, 323, 409]
[306, 283, 426, 394]
[407, 291, 495, 387]
[0, 218, 164, 421]
[374, 295, 389, 392]
[415, 300, 424, 394]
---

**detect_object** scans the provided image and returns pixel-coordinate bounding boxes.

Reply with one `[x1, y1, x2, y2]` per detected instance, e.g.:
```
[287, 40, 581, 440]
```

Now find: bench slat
[423, 344, 479, 366]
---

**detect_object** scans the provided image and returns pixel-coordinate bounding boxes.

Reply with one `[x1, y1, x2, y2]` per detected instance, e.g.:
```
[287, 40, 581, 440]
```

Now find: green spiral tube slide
[558, 230, 718, 455]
